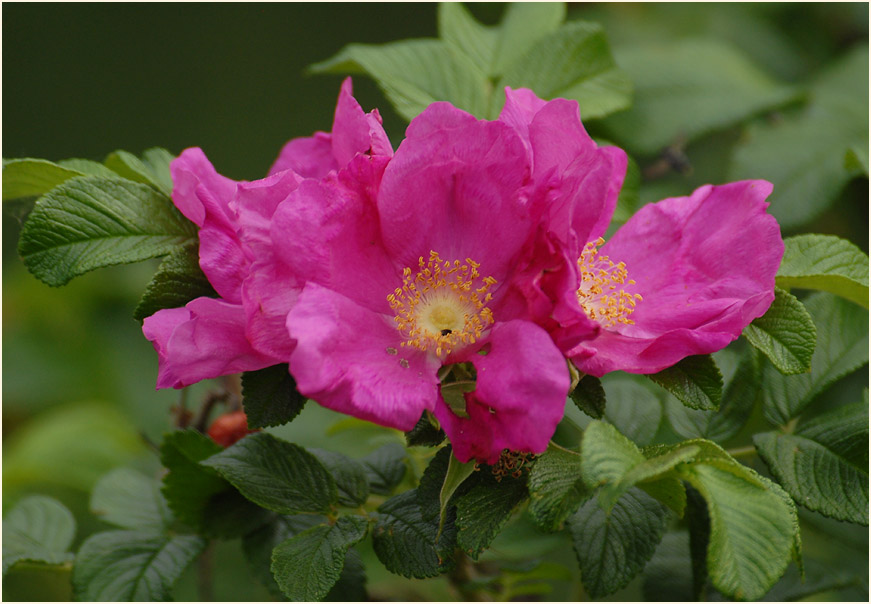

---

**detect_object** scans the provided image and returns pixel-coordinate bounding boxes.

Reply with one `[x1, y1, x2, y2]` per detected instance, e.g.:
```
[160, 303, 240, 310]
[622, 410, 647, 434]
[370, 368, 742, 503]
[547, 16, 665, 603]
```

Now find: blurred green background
[3, 2, 868, 601]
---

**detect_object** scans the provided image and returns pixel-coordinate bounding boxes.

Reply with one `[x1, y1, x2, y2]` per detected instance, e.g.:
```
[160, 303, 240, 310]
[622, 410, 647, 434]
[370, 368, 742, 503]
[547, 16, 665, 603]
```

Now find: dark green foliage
[240, 364, 308, 429]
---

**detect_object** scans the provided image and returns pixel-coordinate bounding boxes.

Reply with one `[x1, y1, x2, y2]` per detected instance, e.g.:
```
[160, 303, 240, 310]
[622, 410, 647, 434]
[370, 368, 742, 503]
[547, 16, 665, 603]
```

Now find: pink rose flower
[143, 79, 391, 388]
[273, 90, 626, 463]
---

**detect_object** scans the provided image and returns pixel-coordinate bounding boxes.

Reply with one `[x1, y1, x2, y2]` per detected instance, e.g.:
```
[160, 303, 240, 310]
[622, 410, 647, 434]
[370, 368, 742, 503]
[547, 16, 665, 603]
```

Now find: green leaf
[58, 158, 118, 177]
[72, 530, 205, 601]
[311, 39, 489, 121]
[664, 350, 760, 442]
[243, 514, 325, 598]
[762, 293, 869, 425]
[641, 530, 694, 601]
[104, 148, 174, 197]
[2, 158, 83, 201]
[438, 454, 478, 537]
[776, 234, 869, 309]
[91, 468, 172, 531]
[677, 461, 794, 600]
[371, 489, 450, 578]
[405, 411, 446, 447]
[132, 242, 217, 322]
[3, 496, 75, 574]
[455, 472, 528, 559]
[310, 449, 370, 508]
[580, 420, 645, 489]
[845, 144, 869, 176]
[240, 364, 308, 429]
[493, 20, 632, 119]
[601, 39, 795, 154]
[744, 288, 817, 374]
[754, 403, 868, 525]
[570, 374, 606, 419]
[201, 432, 338, 514]
[582, 421, 692, 514]
[271, 515, 368, 602]
[684, 486, 711, 599]
[359, 442, 407, 496]
[600, 376, 663, 445]
[600, 446, 699, 513]
[647, 354, 723, 411]
[568, 488, 669, 599]
[160, 429, 226, 530]
[527, 445, 590, 531]
[438, 3, 565, 80]
[729, 44, 868, 228]
[18, 176, 196, 286]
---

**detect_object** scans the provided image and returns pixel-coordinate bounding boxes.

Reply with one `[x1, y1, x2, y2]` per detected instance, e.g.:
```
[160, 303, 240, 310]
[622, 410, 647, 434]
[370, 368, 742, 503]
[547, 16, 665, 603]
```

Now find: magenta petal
[232, 169, 302, 258]
[272, 155, 398, 313]
[435, 320, 570, 463]
[287, 283, 441, 431]
[378, 103, 531, 280]
[170, 148, 237, 227]
[572, 180, 783, 375]
[242, 258, 300, 361]
[498, 87, 549, 154]
[142, 297, 278, 389]
[331, 78, 393, 166]
[197, 219, 246, 303]
[269, 132, 335, 179]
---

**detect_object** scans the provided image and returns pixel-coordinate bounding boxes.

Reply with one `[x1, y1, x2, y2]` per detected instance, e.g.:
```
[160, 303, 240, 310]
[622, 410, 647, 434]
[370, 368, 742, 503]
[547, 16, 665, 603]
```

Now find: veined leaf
[201, 432, 337, 515]
[2, 158, 84, 201]
[527, 444, 590, 531]
[104, 148, 174, 197]
[160, 429, 226, 530]
[744, 287, 817, 374]
[455, 471, 528, 559]
[648, 355, 723, 411]
[359, 442, 407, 496]
[568, 488, 669, 599]
[310, 39, 490, 121]
[493, 20, 632, 120]
[677, 460, 795, 600]
[18, 176, 196, 286]
[755, 403, 868, 525]
[776, 234, 869, 309]
[570, 374, 606, 419]
[309, 449, 370, 508]
[90, 468, 172, 532]
[132, 241, 217, 322]
[240, 363, 307, 429]
[371, 489, 451, 578]
[3, 496, 76, 575]
[601, 38, 796, 154]
[729, 44, 868, 228]
[72, 530, 205, 601]
[271, 515, 368, 602]
[762, 293, 868, 425]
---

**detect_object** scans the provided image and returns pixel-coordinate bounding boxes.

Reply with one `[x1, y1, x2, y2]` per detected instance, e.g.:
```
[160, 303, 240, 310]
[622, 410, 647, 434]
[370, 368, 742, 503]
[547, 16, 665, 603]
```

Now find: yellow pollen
[577, 238, 643, 328]
[388, 251, 496, 358]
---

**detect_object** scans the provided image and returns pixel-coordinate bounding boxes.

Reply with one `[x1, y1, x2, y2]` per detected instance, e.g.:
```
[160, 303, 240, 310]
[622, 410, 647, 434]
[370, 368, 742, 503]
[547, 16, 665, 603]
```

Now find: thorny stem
[193, 391, 229, 433]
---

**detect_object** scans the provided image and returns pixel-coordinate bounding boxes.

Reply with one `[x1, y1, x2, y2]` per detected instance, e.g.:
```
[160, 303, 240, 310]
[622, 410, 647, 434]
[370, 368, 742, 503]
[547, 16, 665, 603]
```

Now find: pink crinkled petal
[287, 282, 441, 431]
[231, 169, 303, 259]
[242, 257, 301, 361]
[197, 217, 246, 304]
[268, 78, 392, 178]
[143, 297, 278, 389]
[434, 320, 570, 464]
[269, 132, 335, 179]
[571, 180, 783, 376]
[170, 148, 237, 227]
[377, 102, 532, 282]
[272, 155, 397, 313]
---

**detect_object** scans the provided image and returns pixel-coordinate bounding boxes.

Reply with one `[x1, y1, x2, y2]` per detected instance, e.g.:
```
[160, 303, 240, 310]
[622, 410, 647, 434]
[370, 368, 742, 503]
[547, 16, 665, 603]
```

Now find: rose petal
[571, 180, 783, 375]
[143, 297, 278, 389]
[287, 283, 440, 430]
[170, 148, 237, 227]
[435, 320, 570, 463]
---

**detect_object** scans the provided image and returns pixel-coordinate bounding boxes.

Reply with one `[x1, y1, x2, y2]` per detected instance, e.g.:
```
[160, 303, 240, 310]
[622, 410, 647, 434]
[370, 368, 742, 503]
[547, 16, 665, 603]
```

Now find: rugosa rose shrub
[143, 80, 783, 464]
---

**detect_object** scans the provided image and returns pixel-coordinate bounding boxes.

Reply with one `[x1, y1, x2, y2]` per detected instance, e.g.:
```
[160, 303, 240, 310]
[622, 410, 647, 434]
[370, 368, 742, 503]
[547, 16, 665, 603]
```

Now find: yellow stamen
[577, 238, 643, 328]
[388, 251, 496, 358]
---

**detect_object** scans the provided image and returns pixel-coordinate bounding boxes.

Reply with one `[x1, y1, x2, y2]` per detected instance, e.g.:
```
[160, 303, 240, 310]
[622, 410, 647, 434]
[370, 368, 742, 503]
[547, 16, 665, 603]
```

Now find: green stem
[197, 541, 214, 602]
[783, 417, 800, 434]
[548, 440, 580, 456]
[726, 445, 757, 459]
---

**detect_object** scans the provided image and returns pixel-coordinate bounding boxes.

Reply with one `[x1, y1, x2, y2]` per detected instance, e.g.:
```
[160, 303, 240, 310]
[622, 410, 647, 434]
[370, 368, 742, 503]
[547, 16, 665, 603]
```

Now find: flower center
[388, 251, 496, 358]
[577, 237, 642, 328]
